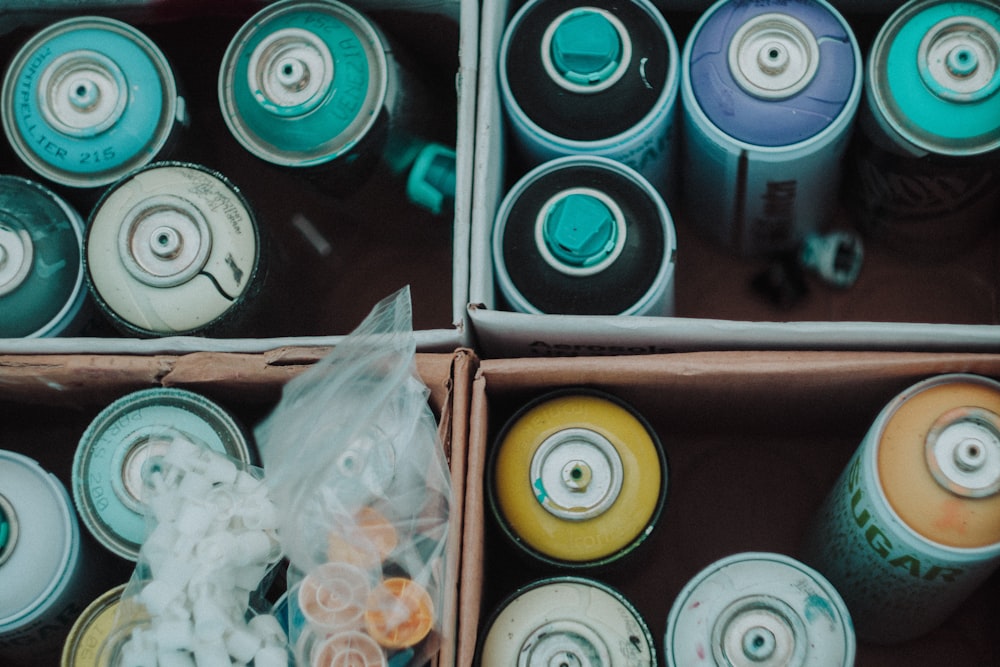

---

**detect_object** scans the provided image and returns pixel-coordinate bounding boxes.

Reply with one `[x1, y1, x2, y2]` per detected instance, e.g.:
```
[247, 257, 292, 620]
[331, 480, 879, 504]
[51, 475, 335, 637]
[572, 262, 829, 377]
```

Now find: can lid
[118, 194, 213, 289]
[0, 223, 33, 298]
[925, 407, 1000, 498]
[313, 630, 387, 667]
[918, 16, 1000, 104]
[364, 577, 434, 649]
[728, 13, 820, 100]
[38, 50, 128, 137]
[711, 595, 806, 667]
[247, 27, 334, 117]
[299, 562, 371, 631]
[529, 427, 624, 522]
[536, 189, 626, 275]
[546, 9, 627, 91]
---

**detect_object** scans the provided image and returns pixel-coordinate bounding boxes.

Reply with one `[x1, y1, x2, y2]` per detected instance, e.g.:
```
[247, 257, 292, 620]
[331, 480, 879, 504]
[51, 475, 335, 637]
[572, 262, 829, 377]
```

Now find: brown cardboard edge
[455, 350, 1000, 666]
[0, 350, 456, 413]
[434, 348, 478, 667]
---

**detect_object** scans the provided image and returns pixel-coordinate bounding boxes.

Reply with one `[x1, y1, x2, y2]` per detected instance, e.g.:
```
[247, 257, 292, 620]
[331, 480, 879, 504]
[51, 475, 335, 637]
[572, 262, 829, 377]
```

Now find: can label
[664, 552, 855, 667]
[0, 16, 182, 188]
[72, 387, 255, 561]
[84, 162, 262, 337]
[499, 0, 681, 194]
[489, 390, 666, 568]
[493, 155, 676, 317]
[680, 0, 862, 256]
[847, 0, 1000, 258]
[0, 176, 87, 337]
[802, 374, 1000, 643]
[478, 577, 655, 665]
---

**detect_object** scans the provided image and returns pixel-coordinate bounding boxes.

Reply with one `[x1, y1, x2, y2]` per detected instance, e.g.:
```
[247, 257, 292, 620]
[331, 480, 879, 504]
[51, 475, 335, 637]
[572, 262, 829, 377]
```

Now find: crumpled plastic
[255, 287, 452, 666]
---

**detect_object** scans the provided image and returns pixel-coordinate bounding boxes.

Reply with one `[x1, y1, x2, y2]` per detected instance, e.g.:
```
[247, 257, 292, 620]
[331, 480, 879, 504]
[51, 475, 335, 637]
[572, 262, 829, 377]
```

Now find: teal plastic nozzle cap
[542, 193, 617, 267]
[551, 9, 623, 86]
[0, 505, 9, 555]
[406, 143, 457, 216]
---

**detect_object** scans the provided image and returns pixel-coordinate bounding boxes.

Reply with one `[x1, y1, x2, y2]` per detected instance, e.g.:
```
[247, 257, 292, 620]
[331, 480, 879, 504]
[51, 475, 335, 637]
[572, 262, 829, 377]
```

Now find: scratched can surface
[0, 450, 96, 665]
[84, 162, 263, 337]
[680, 0, 862, 256]
[845, 0, 1000, 259]
[802, 373, 1000, 644]
[488, 389, 667, 569]
[219, 0, 406, 193]
[477, 576, 656, 666]
[0, 175, 88, 337]
[664, 552, 855, 667]
[72, 387, 255, 561]
[499, 0, 680, 195]
[0, 16, 185, 189]
[492, 155, 676, 316]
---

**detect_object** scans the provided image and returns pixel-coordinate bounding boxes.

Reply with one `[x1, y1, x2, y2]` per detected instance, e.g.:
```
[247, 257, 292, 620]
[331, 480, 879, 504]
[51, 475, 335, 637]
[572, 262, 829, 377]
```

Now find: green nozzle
[542, 193, 617, 268]
[550, 9, 623, 86]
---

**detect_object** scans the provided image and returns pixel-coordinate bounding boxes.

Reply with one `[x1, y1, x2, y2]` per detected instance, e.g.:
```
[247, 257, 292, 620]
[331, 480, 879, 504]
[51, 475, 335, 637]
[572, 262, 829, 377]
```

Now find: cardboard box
[468, 1, 1000, 357]
[0, 347, 476, 667]
[0, 0, 478, 353]
[460, 351, 1000, 665]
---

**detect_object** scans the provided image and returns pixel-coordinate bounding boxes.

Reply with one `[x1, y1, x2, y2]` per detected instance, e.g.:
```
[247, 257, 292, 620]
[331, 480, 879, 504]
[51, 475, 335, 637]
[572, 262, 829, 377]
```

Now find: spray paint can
[0, 16, 186, 190]
[499, 0, 680, 195]
[489, 389, 666, 569]
[0, 450, 97, 665]
[492, 155, 677, 316]
[477, 576, 656, 665]
[218, 0, 445, 203]
[84, 162, 263, 337]
[664, 552, 855, 666]
[60, 584, 127, 667]
[680, 0, 862, 256]
[0, 175, 88, 337]
[845, 0, 1000, 259]
[72, 387, 255, 561]
[802, 374, 1000, 643]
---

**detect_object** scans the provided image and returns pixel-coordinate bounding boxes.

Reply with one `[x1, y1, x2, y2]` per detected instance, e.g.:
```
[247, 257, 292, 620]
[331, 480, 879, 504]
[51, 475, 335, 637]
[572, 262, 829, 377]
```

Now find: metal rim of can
[681, 0, 862, 152]
[0, 176, 88, 338]
[925, 406, 1000, 498]
[116, 193, 214, 289]
[727, 13, 820, 101]
[487, 387, 668, 569]
[84, 161, 261, 337]
[217, 0, 389, 167]
[476, 576, 656, 666]
[71, 387, 254, 561]
[499, 0, 680, 153]
[868, 372, 1000, 554]
[0, 16, 179, 188]
[60, 583, 127, 667]
[866, 0, 1000, 156]
[0, 450, 80, 632]
[539, 7, 633, 95]
[0, 493, 19, 568]
[492, 154, 676, 316]
[533, 186, 628, 277]
[664, 552, 855, 667]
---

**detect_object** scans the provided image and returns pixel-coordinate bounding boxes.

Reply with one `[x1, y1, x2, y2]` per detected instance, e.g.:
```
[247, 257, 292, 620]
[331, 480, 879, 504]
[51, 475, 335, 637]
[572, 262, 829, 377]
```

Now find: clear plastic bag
[255, 287, 452, 667]
[101, 431, 288, 666]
